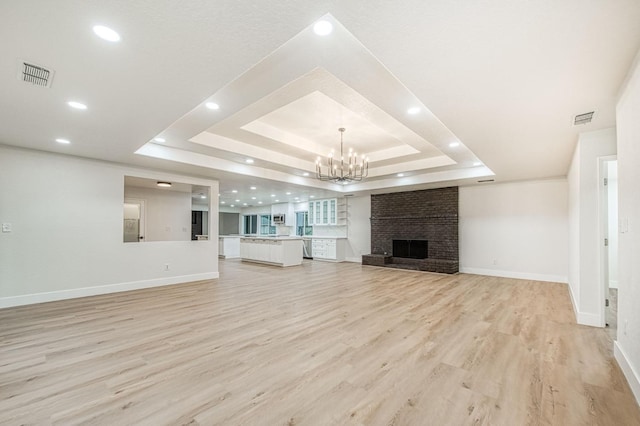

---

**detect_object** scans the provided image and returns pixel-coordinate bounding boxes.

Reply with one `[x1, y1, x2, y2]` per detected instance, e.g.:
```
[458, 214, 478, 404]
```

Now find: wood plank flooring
[1, 260, 639, 425]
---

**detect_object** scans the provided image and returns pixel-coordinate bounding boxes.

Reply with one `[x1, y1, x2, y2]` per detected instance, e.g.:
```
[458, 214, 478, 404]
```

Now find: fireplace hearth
[393, 239, 428, 259]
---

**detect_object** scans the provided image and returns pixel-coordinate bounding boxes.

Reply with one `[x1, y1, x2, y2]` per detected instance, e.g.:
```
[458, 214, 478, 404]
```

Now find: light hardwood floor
[1, 260, 639, 425]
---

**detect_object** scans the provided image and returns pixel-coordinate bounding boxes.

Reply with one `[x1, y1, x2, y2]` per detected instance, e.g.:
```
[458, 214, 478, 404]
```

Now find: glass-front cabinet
[322, 200, 329, 224]
[309, 198, 345, 226]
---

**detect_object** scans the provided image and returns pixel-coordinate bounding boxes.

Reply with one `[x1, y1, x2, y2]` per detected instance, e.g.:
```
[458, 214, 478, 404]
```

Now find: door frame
[124, 198, 146, 242]
[598, 156, 617, 328]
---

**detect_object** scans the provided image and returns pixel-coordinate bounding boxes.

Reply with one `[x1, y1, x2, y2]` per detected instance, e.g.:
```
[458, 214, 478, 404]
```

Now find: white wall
[0, 146, 219, 307]
[345, 195, 371, 262]
[567, 128, 617, 326]
[124, 186, 191, 242]
[568, 142, 581, 307]
[459, 179, 568, 283]
[614, 51, 640, 404]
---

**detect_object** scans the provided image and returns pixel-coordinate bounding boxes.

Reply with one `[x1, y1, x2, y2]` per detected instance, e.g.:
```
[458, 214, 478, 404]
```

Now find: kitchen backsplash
[312, 225, 347, 238]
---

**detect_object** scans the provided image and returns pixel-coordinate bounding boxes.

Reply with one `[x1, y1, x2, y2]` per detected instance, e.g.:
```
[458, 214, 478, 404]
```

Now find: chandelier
[316, 128, 369, 183]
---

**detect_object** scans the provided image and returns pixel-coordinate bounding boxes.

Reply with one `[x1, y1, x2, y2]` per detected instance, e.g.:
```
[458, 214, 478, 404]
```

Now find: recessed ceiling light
[303, 172, 309, 177]
[397, 173, 404, 177]
[232, 190, 238, 193]
[250, 186, 256, 190]
[310, 195, 315, 198]
[153, 137, 165, 143]
[55, 138, 70, 144]
[205, 102, 219, 110]
[275, 199, 279, 202]
[93, 25, 120, 42]
[246, 158, 254, 164]
[251, 197, 256, 200]
[200, 195, 206, 199]
[230, 204, 235, 207]
[270, 194, 276, 197]
[473, 161, 482, 166]
[286, 192, 291, 195]
[157, 181, 171, 188]
[235, 199, 240, 202]
[258, 201, 262, 204]
[67, 101, 87, 110]
[407, 107, 421, 115]
[243, 203, 248, 206]
[449, 142, 460, 148]
[221, 201, 226, 204]
[294, 197, 299, 200]
[314, 20, 333, 36]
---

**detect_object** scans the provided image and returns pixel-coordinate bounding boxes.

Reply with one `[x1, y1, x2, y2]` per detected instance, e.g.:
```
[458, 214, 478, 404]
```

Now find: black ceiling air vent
[574, 111, 594, 126]
[19, 61, 54, 88]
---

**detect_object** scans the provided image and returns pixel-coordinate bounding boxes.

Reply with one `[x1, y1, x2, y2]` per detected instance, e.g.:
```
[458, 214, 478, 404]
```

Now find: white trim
[567, 278, 603, 327]
[598, 156, 617, 331]
[609, 280, 619, 288]
[0, 273, 219, 309]
[345, 256, 362, 263]
[615, 341, 640, 405]
[568, 279, 580, 321]
[459, 267, 567, 284]
[575, 311, 602, 327]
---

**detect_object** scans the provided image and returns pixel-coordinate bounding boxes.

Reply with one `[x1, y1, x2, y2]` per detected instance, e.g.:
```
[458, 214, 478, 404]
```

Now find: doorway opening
[599, 157, 618, 339]
[124, 198, 146, 243]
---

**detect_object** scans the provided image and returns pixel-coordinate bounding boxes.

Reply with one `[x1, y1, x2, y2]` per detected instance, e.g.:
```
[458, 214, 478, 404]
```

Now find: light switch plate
[2, 223, 11, 233]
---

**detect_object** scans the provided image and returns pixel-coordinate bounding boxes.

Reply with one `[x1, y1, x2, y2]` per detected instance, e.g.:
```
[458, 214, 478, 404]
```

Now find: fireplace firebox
[393, 239, 428, 259]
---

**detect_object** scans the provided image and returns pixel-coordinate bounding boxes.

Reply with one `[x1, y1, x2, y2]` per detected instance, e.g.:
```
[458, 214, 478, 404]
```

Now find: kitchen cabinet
[270, 202, 295, 226]
[311, 237, 346, 262]
[240, 237, 303, 267]
[308, 198, 345, 226]
[219, 236, 241, 258]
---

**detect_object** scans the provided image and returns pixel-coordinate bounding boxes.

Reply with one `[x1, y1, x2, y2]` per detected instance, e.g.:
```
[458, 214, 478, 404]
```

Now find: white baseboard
[345, 256, 362, 263]
[459, 267, 568, 284]
[615, 341, 640, 405]
[575, 311, 602, 327]
[566, 280, 603, 327]
[0, 272, 219, 309]
[567, 281, 579, 320]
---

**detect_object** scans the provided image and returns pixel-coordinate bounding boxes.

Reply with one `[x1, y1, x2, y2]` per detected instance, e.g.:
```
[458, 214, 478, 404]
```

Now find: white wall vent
[18, 60, 54, 88]
[574, 111, 594, 125]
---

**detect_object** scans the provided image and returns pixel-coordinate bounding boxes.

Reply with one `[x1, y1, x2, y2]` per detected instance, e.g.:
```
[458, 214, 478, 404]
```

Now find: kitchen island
[218, 235, 241, 258]
[239, 236, 303, 267]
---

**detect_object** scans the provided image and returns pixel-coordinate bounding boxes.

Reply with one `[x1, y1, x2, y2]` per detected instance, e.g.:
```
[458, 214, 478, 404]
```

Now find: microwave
[273, 214, 285, 224]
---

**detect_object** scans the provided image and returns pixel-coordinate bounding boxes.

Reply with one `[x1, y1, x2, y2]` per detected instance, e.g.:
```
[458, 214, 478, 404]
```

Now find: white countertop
[240, 236, 303, 240]
[305, 236, 348, 239]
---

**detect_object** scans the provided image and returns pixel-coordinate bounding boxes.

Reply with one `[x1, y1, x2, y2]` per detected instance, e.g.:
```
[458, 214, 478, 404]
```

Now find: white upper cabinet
[309, 198, 345, 226]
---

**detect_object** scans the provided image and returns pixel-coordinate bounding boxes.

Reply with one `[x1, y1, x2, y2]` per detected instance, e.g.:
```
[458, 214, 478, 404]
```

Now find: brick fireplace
[363, 186, 459, 274]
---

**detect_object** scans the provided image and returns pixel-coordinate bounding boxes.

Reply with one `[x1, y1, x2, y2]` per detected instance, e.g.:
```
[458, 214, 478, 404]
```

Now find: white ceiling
[1, 1, 639, 208]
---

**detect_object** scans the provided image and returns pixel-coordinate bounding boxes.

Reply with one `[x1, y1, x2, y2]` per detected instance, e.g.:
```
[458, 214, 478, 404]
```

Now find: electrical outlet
[492, 259, 497, 265]
[164, 264, 170, 271]
[1, 223, 11, 233]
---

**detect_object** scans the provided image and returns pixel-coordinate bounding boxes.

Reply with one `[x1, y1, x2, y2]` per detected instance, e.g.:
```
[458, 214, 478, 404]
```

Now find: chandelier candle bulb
[316, 128, 369, 184]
